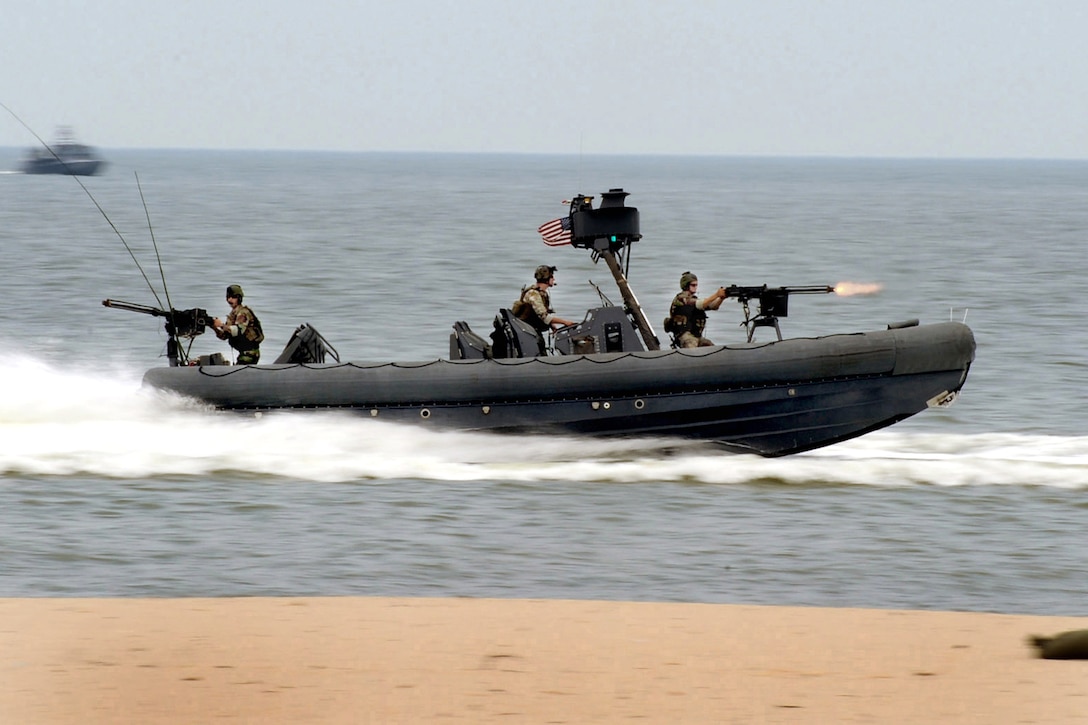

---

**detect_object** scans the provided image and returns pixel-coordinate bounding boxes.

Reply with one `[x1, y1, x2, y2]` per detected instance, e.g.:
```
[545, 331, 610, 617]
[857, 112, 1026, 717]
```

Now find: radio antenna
[135, 171, 173, 312]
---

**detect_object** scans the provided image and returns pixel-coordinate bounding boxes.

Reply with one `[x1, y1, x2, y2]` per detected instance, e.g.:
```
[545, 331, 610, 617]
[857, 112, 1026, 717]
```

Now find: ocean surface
[0, 148, 1084, 615]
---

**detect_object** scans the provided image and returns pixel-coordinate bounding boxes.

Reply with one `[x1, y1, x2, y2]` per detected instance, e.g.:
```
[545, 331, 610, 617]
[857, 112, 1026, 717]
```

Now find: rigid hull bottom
[206, 368, 966, 458]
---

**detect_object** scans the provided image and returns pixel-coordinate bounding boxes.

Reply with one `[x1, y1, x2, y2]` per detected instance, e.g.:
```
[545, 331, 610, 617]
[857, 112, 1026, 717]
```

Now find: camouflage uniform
[514, 286, 556, 332]
[220, 304, 264, 364]
[668, 289, 716, 348]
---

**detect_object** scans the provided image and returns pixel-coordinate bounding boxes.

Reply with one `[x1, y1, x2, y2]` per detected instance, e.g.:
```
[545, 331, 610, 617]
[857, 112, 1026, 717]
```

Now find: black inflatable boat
[108, 189, 975, 456]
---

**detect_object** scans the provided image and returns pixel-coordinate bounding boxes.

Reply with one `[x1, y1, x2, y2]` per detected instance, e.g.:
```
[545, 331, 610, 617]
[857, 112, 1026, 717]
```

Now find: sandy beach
[1, 597, 1084, 723]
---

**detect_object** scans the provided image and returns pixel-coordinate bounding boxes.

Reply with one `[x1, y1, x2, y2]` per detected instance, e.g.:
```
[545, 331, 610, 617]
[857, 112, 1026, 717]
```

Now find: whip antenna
[135, 171, 173, 312]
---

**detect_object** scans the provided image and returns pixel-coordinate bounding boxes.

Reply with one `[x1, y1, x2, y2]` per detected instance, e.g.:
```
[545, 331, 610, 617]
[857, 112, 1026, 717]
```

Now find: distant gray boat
[20, 127, 106, 176]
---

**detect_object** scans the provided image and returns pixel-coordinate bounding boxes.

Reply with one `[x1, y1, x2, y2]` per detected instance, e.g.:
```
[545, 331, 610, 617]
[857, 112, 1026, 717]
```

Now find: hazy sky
[5, 0, 1087, 157]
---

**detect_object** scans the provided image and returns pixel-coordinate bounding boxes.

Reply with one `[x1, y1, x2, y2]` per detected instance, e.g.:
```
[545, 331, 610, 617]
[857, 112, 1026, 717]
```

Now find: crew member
[513, 265, 577, 332]
[213, 284, 264, 364]
[665, 271, 727, 348]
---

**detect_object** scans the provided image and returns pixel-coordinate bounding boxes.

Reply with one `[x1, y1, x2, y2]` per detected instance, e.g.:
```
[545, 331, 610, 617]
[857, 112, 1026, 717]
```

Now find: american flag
[537, 216, 572, 246]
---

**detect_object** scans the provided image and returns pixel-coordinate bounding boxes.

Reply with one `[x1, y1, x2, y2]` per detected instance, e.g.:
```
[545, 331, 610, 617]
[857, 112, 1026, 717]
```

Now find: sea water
[0, 149, 1084, 614]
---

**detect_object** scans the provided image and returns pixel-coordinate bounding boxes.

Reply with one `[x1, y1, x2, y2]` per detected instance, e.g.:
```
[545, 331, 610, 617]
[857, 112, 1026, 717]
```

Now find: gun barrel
[723, 284, 835, 301]
[102, 298, 167, 317]
[104, 299, 213, 339]
[782, 285, 836, 295]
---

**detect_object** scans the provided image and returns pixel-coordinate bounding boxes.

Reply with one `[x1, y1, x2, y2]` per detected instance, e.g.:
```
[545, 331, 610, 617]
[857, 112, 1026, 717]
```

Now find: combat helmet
[226, 284, 244, 299]
[680, 271, 698, 290]
[534, 265, 557, 282]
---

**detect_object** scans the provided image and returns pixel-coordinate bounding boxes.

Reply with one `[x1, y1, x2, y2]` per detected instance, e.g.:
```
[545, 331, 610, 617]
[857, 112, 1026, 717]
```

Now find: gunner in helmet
[213, 284, 264, 364]
[513, 265, 577, 332]
[666, 271, 727, 348]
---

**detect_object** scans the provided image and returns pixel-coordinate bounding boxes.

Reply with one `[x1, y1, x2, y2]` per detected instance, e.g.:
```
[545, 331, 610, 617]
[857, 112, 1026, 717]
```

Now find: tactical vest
[229, 305, 264, 352]
[513, 287, 551, 332]
[666, 294, 707, 337]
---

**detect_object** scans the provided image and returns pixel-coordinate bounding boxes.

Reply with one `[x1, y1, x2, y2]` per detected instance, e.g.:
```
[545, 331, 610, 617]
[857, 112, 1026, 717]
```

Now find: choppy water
[0, 149, 1085, 614]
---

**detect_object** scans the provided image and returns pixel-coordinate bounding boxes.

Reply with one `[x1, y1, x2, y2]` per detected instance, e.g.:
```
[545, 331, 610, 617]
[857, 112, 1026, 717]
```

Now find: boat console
[449, 188, 658, 360]
[552, 306, 644, 355]
[449, 303, 646, 360]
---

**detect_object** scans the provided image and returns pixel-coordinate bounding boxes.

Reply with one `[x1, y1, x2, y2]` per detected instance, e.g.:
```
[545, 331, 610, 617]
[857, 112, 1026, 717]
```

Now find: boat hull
[21, 157, 104, 176]
[143, 321, 974, 456]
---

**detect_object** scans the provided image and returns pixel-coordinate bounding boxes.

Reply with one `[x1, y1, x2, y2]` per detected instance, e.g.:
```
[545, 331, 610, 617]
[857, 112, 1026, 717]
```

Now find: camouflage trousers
[236, 349, 261, 365]
[676, 332, 715, 349]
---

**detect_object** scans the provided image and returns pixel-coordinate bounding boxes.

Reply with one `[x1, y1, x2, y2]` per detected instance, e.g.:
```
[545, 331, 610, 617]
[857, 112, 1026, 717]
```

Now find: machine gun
[102, 299, 214, 366]
[722, 285, 835, 342]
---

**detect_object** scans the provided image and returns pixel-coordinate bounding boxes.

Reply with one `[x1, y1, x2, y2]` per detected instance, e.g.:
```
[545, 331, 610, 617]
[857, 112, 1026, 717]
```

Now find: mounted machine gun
[102, 299, 214, 366]
[722, 285, 835, 342]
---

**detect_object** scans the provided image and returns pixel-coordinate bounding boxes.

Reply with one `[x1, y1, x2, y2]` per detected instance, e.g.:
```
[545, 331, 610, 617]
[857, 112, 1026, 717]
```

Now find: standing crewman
[665, 271, 727, 348]
[213, 284, 264, 364]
